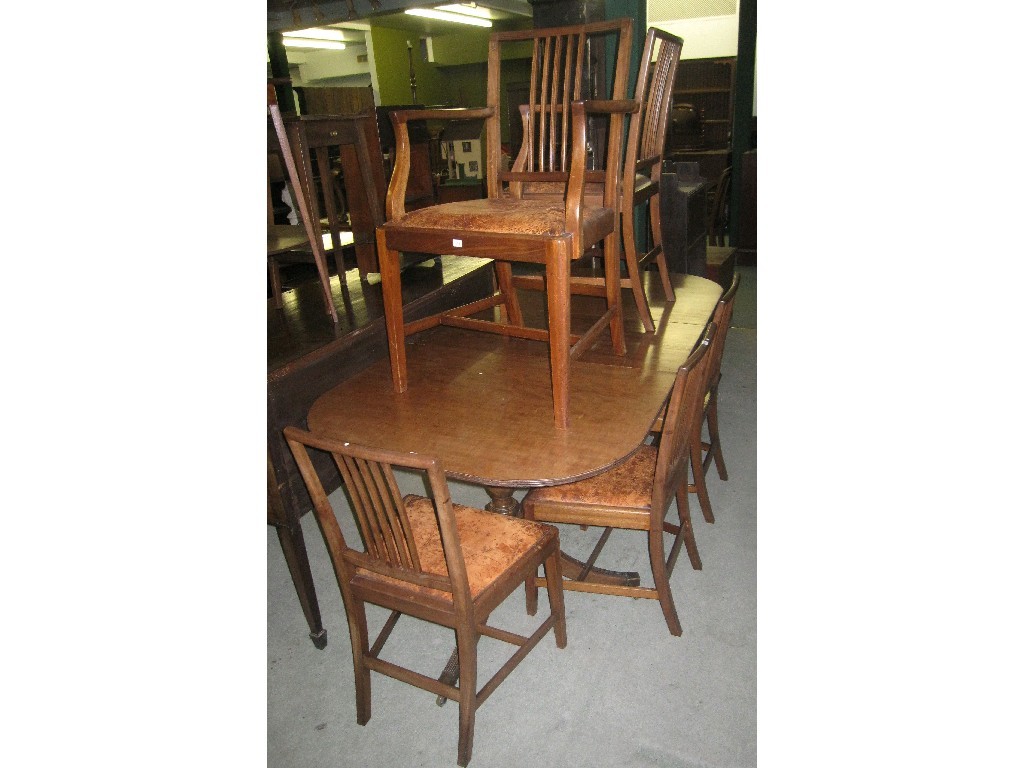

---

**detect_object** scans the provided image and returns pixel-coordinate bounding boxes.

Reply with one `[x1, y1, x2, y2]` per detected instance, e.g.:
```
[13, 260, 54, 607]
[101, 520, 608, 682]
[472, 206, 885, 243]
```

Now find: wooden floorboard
[268, 255, 488, 373]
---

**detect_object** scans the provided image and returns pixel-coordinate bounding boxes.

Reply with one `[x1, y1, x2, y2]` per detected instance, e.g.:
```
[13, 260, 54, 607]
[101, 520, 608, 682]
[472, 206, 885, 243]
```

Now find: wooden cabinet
[671, 57, 735, 149]
[667, 57, 736, 199]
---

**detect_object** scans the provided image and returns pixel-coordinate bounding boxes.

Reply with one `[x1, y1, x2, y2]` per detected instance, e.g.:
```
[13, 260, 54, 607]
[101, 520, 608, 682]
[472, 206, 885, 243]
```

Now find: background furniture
[705, 166, 737, 289]
[522, 322, 715, 636]
[377, 19, 636, 429]
[659, 160, 708, 276]
[283, 113, 385, 281]
[667, 57, 736, 206]
[284, 428, 567, 767]
[268, 85, 338, 322]
[736, 148, 756, 261]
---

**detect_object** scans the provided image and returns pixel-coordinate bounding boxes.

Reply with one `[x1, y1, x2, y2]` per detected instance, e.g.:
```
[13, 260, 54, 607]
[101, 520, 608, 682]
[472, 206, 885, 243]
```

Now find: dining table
[305, 270, 721, 698]
[306, 270, 724, 583]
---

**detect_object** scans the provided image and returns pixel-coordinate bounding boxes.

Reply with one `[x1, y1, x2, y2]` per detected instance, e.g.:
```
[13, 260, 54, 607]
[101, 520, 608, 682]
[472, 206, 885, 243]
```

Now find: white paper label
[453, 239, 462, 248]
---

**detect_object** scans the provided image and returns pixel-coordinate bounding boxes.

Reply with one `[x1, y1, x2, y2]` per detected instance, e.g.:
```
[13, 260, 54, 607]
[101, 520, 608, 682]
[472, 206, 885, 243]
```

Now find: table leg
[484, 486, 520, 517]
[274, 521, 328, 649]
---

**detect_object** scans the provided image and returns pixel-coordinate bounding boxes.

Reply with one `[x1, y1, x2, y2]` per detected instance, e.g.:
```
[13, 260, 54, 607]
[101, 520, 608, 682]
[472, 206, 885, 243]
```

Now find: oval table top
[307, 273, 723, 488]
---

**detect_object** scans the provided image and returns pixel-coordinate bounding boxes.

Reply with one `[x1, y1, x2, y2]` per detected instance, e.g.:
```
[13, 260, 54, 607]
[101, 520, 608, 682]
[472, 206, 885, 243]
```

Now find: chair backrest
[283, 427, 473, 611]
[706, 272, 741, 387]
[708, 165, 732, 246]
[624, 28, 683, 207]
[268, 85, 326, 257]
[652, 321, 717, 515]
[493, 19, 633, 201]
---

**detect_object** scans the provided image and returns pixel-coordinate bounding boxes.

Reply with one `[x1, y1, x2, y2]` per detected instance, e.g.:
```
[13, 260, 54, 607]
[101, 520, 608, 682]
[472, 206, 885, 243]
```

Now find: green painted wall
[371, 25, 450, 105]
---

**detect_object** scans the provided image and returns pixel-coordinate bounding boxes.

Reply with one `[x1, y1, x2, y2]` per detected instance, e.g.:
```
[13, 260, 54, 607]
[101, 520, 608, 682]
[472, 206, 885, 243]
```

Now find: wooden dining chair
[376, 19, 636, 429]
[689, 272, 741, 516]
[284, 427, 568, 767]
[268, 84, 338, 323]
[648, 274, 740, 526]
[522, 321, 716, 636]
[705, 165, 738, 288]
[514, 27, 684, 333]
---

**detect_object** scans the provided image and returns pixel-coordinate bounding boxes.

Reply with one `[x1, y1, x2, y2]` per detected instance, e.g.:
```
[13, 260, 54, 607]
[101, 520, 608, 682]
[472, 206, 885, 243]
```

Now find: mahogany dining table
[306, 272, 723, 582]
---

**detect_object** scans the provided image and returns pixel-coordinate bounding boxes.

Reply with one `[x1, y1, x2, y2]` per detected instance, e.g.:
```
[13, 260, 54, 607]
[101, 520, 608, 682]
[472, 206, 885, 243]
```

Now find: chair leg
[455, 626, 479, 767]
[545, 242, 572, 429]
[378, 230, 409, 394]
[622, 204, 656, 333]
[347, 598, 373, 726]
[602, 232, 627, 355]
[648, 527, 682, 636]
[648, 191, 676, 303]
[522, 500, 543, 617]
[689, 441, 715, 524]
[706, 388, 729, 481]
[674, 488, 703, 571]
[493, 261, 524, 326]
[544, 546, 568, 648]
[269, 258, 284, 309]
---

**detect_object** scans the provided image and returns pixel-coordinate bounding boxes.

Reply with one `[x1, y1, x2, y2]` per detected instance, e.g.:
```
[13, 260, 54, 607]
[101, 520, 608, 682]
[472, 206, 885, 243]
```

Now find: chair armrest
[386, 107, 495, 221]
[563, 100, 639, 254]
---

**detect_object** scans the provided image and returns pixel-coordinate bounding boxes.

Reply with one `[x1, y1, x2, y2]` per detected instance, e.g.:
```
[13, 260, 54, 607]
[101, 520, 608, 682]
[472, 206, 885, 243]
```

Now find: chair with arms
[522, 321, 716, 636]
[284, 427, 568, 767]
[513, 27, 684, 333]
[377, 19, 636, 429]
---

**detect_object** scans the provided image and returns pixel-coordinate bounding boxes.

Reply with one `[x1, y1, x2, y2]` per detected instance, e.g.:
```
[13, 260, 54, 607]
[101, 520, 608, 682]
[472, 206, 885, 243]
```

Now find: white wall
[651, 15, 740, 60]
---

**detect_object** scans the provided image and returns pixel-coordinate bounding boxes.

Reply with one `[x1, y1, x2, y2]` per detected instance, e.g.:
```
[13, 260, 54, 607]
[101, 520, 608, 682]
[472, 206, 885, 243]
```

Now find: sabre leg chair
[377, 19, 636, 429]
[522, 321, 716, 635]
[284, 427, 567, 767]
[695, 272, 741, 486]
[649, 273, 741, 525]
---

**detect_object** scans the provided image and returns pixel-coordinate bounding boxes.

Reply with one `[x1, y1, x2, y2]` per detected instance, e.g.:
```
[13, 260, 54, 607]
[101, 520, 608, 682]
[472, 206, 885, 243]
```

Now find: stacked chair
[513, 27, 685, 333]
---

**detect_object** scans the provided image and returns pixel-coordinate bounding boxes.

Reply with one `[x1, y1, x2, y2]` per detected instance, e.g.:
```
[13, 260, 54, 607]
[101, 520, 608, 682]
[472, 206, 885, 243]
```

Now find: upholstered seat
[356, 495, 559, 602]
[393, 197, 614, 240]
[525, 446, 658, 513]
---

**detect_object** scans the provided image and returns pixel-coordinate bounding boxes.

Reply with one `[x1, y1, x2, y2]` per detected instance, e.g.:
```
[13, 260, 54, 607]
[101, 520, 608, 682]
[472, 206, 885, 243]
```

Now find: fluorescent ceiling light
[283, 38, 346, 50]
[283, 27, 346, 41]
[436, 3, 495, 19]
[404, 8, 493, 27]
